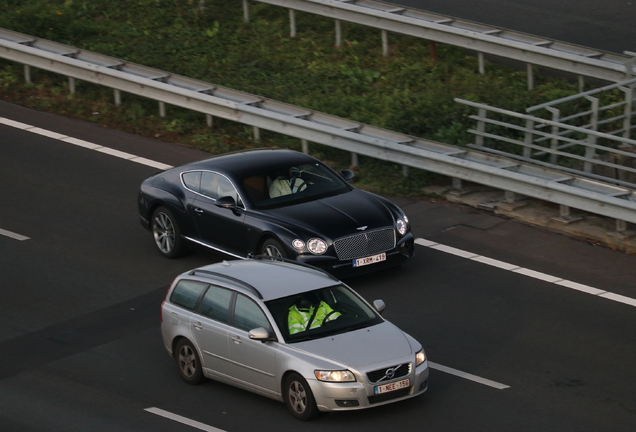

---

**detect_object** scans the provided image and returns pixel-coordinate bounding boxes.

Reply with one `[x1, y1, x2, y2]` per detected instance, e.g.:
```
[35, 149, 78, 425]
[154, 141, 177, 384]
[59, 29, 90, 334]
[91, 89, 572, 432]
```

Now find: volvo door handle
[192, 321, 203, 330]
[231, 335, 242, 344]
[194, 208, 204, 215]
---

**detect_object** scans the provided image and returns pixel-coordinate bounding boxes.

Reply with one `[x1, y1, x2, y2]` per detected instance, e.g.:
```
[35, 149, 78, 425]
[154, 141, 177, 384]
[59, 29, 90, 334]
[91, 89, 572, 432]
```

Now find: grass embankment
[0, 0, 581, 197]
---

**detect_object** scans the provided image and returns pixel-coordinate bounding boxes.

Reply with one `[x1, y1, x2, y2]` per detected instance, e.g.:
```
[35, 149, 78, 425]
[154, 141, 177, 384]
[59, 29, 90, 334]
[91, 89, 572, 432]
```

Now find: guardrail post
[449, 177, 474, 196]
[253, 126, 261, 142]
[159, 101, 166, 117]
[335, 19, 342, 48]
[23, 65, 31, 84]
[584, 96, 599, 173]
[546, 107, 560, 164]
[621, 85, 633, 143]
[527, 64, 534, 90]
[351, 152, 358, 167]
[242, 0, 249, 23]
[301, 139, 308, 154]
[609, 219, 635, 239]
[206, 114, 213, 128]
[502, 190, 528, 210]
[381, 30, 388, 57]
[478, 52, 485, 75]
[475, 107, 486, 148]
[289, 9, 296, 37]
[114, 89, 121, 107]
[624, 52, 636, 80]
[523, 119, 534, 159]
[552, 204, 582, 224]
[578, 76, 585, 93]
[68, 77, 76, 94]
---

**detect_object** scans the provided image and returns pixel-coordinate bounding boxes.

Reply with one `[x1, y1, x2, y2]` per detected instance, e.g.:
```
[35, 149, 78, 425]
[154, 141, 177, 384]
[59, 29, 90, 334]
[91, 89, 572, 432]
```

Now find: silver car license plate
[374, 378, 410, 394]
[353, 252, 386, 267]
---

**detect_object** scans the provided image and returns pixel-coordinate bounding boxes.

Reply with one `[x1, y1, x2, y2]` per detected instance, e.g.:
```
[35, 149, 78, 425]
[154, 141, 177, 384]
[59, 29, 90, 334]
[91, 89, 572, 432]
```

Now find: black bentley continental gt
[138, 148, 414, 277]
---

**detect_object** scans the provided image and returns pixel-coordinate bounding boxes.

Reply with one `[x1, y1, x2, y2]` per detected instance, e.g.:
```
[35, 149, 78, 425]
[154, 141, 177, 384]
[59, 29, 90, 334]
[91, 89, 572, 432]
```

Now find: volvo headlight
[307, 238, 327, 255]
[396, 218, 408, 236]
[314, 370, 356, 382]
[292, 239, 305, 250]
[415, 349, 427, 366]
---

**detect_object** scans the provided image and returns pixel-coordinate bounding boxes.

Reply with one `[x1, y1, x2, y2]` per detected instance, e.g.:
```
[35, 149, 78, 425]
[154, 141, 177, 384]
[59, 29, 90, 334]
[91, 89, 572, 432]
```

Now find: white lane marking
[145, 408, 227, 432]
[0, 228, 30, 241]
[0, 117, 32, 129]
[415, 238, 636, 308]
[1, 116, 174, 170]
[429, 362, 510, 390]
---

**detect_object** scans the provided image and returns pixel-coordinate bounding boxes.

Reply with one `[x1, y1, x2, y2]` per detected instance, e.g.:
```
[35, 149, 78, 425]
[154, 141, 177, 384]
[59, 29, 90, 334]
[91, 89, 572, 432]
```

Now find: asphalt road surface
[1, 2, 636, 430]
[1, 98, 635, 431]
[392, 0, 636, 54]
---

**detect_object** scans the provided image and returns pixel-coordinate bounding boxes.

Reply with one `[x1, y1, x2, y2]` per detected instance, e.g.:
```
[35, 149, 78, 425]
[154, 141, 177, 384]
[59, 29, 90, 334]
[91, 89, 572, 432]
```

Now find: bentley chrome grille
[333, 228, 395, 261]
[366, 363, 411, 384]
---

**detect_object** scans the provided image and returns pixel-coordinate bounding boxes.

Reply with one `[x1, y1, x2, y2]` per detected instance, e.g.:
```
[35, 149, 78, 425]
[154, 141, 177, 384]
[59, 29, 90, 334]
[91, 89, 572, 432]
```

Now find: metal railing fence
[457, 98, 636, 190]
[527, 78, 636, 141]
[243, 0, 636, 88]
[1, 27, 635, 229]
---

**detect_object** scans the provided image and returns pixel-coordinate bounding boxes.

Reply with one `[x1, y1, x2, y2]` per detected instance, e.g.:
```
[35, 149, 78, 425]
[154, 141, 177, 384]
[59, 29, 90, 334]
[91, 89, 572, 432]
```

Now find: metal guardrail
[1, 28, 635, 226]
[247, 0, 636, 85]
[457, 98, 636, 189]
[527, 78, 636, 140]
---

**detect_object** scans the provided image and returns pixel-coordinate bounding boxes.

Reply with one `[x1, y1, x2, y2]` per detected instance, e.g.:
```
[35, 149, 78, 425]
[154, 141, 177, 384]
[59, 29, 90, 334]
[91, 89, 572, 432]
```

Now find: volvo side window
[234, 294, 271, 332]
[199, 285, 233, 324]
[170, 280, 207, 310]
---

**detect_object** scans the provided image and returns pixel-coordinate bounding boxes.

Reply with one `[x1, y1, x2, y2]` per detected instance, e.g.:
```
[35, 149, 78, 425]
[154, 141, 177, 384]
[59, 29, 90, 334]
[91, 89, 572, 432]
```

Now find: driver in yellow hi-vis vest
[288, 297, 341, 335]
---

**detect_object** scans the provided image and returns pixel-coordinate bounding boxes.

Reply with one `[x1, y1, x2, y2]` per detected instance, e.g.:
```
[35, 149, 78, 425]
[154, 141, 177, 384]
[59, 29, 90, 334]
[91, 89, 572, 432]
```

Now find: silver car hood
[292, 321, 413, 369]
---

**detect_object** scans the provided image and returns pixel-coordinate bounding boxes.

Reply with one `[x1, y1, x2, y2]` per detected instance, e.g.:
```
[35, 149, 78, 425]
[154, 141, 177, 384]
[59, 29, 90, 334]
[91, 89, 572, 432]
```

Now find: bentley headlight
[314, 370, 356, 382]
[396, 218, 408, 236]
[307, 238, 327, 255]
[416, 349, 427, 366]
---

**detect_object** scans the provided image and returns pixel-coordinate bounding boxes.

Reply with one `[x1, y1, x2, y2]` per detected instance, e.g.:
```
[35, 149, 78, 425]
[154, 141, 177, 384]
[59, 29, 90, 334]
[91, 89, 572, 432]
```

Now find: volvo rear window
[170, 280, 207, 310]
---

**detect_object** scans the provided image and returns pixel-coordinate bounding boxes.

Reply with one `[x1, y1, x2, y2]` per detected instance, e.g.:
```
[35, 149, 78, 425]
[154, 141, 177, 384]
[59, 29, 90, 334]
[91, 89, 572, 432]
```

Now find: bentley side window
[200, 171, 219, 199]
[182, 171, 201, 192]
[199, 172, 244, 207]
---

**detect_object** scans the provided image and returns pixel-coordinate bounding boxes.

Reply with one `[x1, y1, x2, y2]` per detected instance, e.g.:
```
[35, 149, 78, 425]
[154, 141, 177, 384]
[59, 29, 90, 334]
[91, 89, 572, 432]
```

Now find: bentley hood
[262, 190, 397, 239]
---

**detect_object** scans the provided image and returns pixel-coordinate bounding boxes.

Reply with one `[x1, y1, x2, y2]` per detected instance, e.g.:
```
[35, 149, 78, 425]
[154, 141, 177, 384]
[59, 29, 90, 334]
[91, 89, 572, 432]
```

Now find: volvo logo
[385, 367, 396, 379]
[356, 226, 368, 231]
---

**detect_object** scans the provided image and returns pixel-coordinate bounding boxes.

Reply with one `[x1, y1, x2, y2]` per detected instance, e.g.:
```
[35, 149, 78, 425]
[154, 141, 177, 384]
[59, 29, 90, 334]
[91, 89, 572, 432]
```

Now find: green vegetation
[0, 0, 582, 197]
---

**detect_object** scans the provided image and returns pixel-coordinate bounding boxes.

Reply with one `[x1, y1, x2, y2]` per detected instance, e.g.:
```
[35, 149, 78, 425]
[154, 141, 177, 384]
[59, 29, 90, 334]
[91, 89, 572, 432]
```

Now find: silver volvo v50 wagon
[160, 258, 429, 420]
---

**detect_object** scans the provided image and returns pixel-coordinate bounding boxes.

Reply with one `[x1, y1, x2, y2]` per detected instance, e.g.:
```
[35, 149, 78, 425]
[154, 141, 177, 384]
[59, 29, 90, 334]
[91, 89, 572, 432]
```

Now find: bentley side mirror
[215, 195, 237, 208]
[340, 169, 354, 182]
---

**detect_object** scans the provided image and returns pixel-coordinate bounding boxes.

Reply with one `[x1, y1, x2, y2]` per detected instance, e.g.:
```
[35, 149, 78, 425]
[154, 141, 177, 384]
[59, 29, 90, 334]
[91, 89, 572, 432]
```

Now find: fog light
[335, 399, 360, 407]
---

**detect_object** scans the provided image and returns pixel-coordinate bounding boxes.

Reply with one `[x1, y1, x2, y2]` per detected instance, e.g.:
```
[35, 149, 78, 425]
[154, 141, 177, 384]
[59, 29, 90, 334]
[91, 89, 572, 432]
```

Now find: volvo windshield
[265, 284, 384, 343]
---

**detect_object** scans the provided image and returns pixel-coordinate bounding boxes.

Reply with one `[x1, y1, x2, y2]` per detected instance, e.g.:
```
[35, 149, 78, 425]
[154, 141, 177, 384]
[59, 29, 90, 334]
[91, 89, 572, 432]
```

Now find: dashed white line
[1, 116, 174, 170]
[0, 228, 30, 241]
[415, 238, 636, 308]
[428, 362, 510, 390]
[145, 407, 227, 432]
